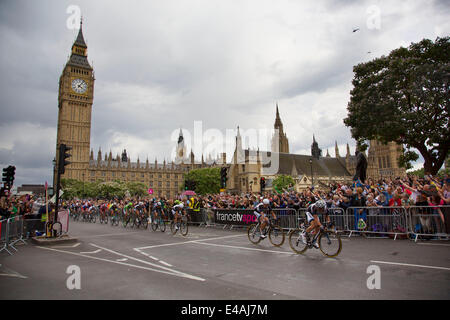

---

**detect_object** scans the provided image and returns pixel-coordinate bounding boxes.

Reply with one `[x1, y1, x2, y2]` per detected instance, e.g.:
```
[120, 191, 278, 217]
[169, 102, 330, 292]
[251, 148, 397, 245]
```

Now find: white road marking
[159, 261, 173, 267]
[136, 250, 159, 261]
[77, 232, 141, 238]
[133, 234, 244, 251]
[192, 241, 296, 255]
[89, 243, 205, 281]
[417, 243, 450, 247]
[50, 242, 81, 248]
[79, 249, 101, 254]
[370, 260, 450, 271]
[0, 273, 28, 279]
[116, 258, 128, 262]
[0, 266, 28, 279]
[36, 245, 205, 282]
[134, 248, 172, 267]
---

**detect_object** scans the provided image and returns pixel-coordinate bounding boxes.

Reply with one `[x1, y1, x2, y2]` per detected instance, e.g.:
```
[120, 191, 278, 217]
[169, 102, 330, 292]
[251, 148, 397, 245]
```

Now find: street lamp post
[309, 158, 314, 188]
[82, 173, 85, 197]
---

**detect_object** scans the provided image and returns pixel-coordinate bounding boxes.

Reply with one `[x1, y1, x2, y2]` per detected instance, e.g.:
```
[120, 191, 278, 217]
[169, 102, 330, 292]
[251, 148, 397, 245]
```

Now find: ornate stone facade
[227, 104, 407, 193]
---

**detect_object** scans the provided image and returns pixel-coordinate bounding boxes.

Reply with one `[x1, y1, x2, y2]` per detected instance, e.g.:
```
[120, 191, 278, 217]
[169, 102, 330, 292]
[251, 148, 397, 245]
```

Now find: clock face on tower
[71, 78, 88, 94]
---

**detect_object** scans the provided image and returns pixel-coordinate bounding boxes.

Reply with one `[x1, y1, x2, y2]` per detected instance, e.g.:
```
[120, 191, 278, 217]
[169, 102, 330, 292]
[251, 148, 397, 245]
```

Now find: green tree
[272, 175, 295, 193]
[184, 168, 221, 195]
[125, 182, 147, 198]
[344, 37, 450, 175]
[406, 167, 425, 178]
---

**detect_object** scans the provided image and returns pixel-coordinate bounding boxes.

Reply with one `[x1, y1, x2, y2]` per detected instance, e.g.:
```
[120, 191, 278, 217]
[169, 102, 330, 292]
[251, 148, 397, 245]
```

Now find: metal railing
[0, 213, 67, 255]
[406, 205, 449, 242]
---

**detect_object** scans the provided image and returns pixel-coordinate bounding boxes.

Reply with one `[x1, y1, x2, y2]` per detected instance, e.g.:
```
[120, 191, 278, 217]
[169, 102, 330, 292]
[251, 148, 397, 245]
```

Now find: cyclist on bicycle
[253, 198, 277, 239]
[302, 199, 328, 247]
[172, 202, 185, 230]
[152, 201, 165, 225]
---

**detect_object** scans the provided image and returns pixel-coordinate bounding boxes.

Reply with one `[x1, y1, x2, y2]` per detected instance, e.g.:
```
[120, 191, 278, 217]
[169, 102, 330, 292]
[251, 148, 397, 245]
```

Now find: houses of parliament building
[55, 23, 405, 196]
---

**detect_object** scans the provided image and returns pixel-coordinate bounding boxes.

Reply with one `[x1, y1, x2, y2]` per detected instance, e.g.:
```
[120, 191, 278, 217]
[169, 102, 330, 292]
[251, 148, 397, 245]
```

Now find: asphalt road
[1, 220, 449, 300]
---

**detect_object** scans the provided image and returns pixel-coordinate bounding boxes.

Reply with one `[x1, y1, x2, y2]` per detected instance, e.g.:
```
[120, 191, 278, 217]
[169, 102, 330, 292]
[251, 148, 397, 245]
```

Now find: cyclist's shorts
[253, 211, 266, 220]
[305, 212, 315, 223]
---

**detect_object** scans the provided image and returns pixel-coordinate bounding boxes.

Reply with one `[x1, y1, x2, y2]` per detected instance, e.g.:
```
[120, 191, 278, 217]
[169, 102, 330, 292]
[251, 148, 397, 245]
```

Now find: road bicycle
[288, 217, 342, 257]
[70, 208, 80, 221]
[247, 217, 285, 247]
[99, 209, 109, 224]
[170, 212, 188, 236]
[151, 209, 166, 232]
[109, 208, 120, 226]
[122, 209, 132, 228]
[132, 209, 148, 229]
[81, 210, 96, 223]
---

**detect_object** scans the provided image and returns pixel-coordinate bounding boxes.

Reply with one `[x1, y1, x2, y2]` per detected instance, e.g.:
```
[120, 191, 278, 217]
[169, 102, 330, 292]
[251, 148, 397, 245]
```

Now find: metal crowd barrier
[273, 208, 298, 232]
[186, 209, 208, 227]
[0, 215, 50, 255]
[0, 216, 26, 255]
[0, 218, 11, 255]
[406, 205, 449, 242]
[345, 206, 409, 240]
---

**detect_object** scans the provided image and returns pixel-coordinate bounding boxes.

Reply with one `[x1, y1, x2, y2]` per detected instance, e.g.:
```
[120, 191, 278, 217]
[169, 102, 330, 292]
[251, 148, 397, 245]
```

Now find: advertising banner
[213, 209, 258, 226]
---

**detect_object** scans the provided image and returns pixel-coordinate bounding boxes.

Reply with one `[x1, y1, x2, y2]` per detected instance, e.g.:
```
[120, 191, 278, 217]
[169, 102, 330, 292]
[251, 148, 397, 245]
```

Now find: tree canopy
[344, 37, 449, 175]
[60, 179, 147, 200]
[272, 175, 295, 193]
[184, 167, 221, 195]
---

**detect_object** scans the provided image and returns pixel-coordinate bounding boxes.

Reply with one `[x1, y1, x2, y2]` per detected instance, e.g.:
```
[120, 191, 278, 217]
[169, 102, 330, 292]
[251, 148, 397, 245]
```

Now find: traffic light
[260, 177, 265, 191]
[58, 144, 72, 174]
[2, 167, 8, 184]
[220, 167, 227, 188]
[2, 165, 16, 188]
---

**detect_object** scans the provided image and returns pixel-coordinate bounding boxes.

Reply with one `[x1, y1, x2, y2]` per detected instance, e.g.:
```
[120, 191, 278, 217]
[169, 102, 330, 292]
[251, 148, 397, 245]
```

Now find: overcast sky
[0, 0, 449, 187]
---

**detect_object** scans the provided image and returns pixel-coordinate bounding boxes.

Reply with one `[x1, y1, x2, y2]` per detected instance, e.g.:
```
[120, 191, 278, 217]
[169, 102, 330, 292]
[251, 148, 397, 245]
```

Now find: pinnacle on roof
[74, 19, 87, 48]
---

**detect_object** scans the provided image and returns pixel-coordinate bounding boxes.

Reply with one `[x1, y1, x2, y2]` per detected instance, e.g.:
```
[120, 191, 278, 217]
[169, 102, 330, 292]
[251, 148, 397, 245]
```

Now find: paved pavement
[1, 220, 449, 300]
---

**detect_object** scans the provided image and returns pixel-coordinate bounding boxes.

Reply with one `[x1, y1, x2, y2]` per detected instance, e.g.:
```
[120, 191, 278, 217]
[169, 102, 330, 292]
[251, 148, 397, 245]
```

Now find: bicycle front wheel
[318, 231, 342, 258]
[151, 216, 158, 231]
[141, 217, 148, 229]
[288, 228, 308, 254]
[180, 220, 188, 236]
[170, 221, 178, 235]
[269, 225, 285, 247]
[247, 224, 262, 244]
[160, 219, 166, 232]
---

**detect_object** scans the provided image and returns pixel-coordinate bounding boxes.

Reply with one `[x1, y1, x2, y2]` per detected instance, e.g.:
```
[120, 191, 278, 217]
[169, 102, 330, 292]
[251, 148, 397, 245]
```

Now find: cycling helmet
[178, 203, 184, 209]
[315, 199, 327, 209]
[157, 202, 161, 206]
[262, 199, 270, 205]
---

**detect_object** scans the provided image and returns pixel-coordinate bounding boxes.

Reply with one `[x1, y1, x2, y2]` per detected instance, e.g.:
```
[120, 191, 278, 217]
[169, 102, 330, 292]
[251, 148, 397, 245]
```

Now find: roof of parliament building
[263, 152, 351, 178]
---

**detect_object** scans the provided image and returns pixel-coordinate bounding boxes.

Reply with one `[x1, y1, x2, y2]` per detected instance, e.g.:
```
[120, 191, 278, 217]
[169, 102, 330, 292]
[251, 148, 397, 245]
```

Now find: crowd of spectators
[2, 174, 449, 235]
[194, 175, 450, 211]
[0, 194, 36, 220]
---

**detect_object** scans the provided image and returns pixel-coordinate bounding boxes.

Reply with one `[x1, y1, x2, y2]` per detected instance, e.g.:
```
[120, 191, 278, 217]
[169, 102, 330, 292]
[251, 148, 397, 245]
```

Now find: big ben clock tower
[55, 21, 94, 184]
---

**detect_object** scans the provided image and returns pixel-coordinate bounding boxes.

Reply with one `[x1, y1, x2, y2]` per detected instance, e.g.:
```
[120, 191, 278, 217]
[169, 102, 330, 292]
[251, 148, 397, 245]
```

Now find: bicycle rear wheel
[288, 228, 308, 254]
[269, 225, 285, 247]
[318, 231, 342, 258]
[247, 224, 262, 244]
